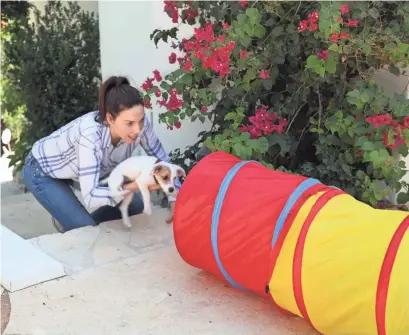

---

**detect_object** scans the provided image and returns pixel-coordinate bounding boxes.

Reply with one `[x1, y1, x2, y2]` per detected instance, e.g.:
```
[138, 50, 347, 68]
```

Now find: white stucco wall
[98, 0, 211, 154]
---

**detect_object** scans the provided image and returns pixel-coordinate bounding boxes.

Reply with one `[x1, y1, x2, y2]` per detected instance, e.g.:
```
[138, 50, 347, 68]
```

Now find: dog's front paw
[123, 218, 132, 228]
[144, 206, 152, 216]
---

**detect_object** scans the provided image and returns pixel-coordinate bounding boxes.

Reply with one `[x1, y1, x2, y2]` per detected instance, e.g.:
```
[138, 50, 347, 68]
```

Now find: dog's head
[151, 162, 186, 196]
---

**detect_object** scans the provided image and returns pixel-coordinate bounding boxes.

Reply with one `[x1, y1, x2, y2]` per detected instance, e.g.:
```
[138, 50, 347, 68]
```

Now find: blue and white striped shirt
[31, 111, 175, 209]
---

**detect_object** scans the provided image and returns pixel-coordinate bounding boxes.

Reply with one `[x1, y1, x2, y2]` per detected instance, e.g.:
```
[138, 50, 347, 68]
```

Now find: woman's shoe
[51, 217, 65, 233]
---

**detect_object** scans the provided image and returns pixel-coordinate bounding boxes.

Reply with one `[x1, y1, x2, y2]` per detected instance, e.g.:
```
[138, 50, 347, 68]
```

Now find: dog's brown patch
[154, 165, 171, 183]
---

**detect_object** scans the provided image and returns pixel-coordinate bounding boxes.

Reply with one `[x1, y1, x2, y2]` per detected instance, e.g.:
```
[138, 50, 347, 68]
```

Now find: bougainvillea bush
[143, 0, 409, 207]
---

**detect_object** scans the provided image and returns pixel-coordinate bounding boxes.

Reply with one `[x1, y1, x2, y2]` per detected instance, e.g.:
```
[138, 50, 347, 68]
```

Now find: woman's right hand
[122, 181, 162, 192]
[122, 181, 140, 192]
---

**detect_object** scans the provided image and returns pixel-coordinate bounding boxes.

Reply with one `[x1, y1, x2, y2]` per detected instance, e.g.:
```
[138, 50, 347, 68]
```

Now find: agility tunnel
[173, 151, 409, 335]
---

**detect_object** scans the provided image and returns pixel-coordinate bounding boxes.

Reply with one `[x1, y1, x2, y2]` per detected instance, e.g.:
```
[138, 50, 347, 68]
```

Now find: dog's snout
[168, 187, 174, 193]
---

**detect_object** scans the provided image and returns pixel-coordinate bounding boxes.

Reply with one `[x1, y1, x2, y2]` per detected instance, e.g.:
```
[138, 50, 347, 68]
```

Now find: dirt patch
[1, 289, 11, 334]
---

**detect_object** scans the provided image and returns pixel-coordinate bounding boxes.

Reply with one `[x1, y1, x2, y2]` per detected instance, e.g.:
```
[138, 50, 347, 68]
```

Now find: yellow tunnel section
[268, 190, 409, 335]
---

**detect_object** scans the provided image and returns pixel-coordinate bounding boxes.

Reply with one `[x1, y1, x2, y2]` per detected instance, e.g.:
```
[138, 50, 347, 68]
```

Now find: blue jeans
[22, 152, 144, 232]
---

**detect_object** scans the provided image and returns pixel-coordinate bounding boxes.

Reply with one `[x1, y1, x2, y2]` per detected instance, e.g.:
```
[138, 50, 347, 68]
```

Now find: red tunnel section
[173, 152, 312, 295]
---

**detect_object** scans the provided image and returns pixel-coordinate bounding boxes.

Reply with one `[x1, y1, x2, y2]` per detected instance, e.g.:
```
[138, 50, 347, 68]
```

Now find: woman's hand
[122, 181, 162, 192]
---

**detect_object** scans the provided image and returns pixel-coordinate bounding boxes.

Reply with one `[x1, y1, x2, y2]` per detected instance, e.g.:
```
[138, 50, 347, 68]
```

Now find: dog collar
[153, 174, 159, 184]
[155, 158, 162, 164]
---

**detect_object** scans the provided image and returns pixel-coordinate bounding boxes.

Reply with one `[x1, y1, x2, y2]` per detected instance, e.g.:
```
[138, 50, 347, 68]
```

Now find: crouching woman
[22, 76, 177, 233]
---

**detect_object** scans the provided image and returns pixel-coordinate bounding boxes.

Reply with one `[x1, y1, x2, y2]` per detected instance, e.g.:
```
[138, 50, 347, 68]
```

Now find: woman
[22, 75, 177, 233]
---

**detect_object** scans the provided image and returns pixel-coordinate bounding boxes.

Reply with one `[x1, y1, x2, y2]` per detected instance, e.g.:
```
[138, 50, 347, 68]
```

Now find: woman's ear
[106, 112, 114, 126]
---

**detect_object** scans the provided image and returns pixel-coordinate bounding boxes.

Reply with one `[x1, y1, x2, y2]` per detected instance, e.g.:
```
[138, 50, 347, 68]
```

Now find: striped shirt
[31, 111, 177, 209]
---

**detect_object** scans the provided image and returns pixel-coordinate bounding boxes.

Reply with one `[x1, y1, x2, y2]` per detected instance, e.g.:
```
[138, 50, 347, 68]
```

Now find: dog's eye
[162, 176, 169, 181]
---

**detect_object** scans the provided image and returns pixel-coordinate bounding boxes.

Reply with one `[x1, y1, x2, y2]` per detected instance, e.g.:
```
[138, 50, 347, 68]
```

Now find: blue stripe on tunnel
[211, 160, 258, 291]
[271, 178, 322, 249]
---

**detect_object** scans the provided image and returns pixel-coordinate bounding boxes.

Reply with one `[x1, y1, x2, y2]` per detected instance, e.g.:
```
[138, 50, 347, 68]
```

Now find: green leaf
[398, 160, 406, 169]
[397, 192, 409, 204]
[398, 145, 409, 157]
[271, 26, 284, 37]
[160, 81, 171, 91]
[316, 66, 326, 78]
[233, 143, 242, 157]
[345, 151, 354, 164]
[270, 67, 278, 85]
[363, 45, 372, 56]
[239, 131, 251, 141]
[179, 73, 192, 86]
[265, 18, 275, 27]
[268, 133, 291, 155]
[253, 25, 266, 38]
[243, 67, 257, 82]
[328, 43, 340, 53]
[237, 13, 247, 23]
[306, 55, 320, 69]
[362, 141, 375, 151]
[246, 7, 259, 23]
[240, 35, 252, 48]
[368, 8, 379, 19]
[325, 58, 337, 74]
[346, 89, 361, 106]
[262, 79, 273, 90]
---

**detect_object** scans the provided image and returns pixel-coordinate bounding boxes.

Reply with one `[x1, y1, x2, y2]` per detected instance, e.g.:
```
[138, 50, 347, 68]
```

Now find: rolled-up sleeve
[77, 132, 124, 209]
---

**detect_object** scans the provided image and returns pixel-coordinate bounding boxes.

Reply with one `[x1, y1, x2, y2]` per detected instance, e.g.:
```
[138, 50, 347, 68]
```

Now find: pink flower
[169, 52, 177, 64]
[298, 20, 309, 32]
[330, 32, 339, 43]
[260, 69, 270, 79]
[317, 50, 328, 60]
[143, 98, 152, 109]
[240, 0, 248, 7]
[153, 69, 162, 82]
[309, 22, 318, 32]
[337, 17, 343, 23]
[340, 4, 349, 15]
[201, 105, 208, 113]
[240, 50, 247, 59]
[155, 89, 161, 97]
[182, 60, 193, 72]
[222, 23, 229, 29]
[174, 121, 182, 129]
[340, 32, 349, 40]
[347, 19, 359, 27]
[308, 11, 320, 22]
[142, 78, 154, 91]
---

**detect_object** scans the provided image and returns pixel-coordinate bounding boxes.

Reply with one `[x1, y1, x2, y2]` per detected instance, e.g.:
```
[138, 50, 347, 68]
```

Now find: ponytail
[96, 76, 143, 123]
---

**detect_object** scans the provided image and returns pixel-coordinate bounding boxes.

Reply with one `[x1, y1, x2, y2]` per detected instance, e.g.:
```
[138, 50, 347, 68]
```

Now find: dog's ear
[151, 164, 163, 175]
[176, 168, 186, 178]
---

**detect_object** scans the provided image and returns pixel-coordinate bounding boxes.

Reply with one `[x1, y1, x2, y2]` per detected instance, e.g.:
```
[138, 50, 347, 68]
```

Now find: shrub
[5, 0, 101, 172]
[145, 0, 409, 207]
[0, 1, 33, 150]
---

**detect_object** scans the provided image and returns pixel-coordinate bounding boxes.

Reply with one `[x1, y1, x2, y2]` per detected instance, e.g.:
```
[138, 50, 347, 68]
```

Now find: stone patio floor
[1, 154, 318, 335]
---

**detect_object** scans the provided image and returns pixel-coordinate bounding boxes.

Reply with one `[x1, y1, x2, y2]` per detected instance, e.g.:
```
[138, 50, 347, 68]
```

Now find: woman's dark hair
[96, 76, 144, 123]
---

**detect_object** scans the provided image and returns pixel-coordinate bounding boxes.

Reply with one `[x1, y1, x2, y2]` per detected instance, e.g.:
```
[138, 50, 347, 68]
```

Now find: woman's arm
[122, 181, 162, 192]
[77, 131, 127, 208]
[139, 117, 170, 162]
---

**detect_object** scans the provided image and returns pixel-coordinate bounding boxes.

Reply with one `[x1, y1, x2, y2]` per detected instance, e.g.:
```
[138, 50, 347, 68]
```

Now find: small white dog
[99, 155, 186, 227]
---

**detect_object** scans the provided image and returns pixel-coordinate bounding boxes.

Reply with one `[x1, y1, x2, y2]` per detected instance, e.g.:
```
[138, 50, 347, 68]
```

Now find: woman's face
[107, 104, 145, 145]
